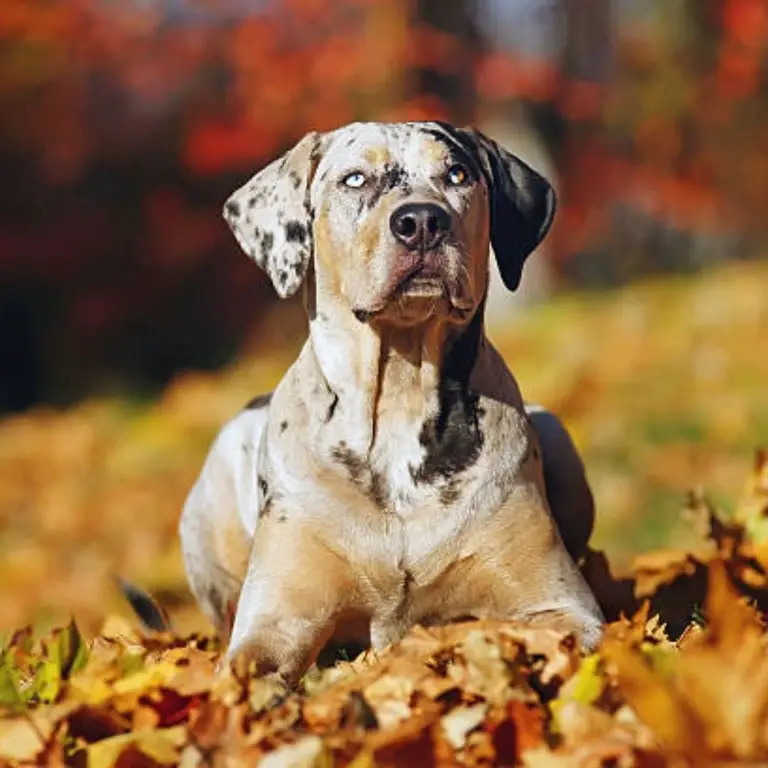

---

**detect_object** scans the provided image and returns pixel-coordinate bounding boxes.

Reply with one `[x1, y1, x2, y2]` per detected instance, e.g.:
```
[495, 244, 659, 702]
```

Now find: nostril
[395, 214, 418, 239]
[426, 216, 439, 235]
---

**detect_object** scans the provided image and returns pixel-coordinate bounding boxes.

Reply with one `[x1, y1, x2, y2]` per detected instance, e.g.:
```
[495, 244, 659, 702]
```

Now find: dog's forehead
[322, 122, 455, 171]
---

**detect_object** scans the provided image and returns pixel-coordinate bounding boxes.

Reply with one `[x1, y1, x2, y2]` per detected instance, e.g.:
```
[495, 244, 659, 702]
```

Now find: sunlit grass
[0, 259, 766, 632]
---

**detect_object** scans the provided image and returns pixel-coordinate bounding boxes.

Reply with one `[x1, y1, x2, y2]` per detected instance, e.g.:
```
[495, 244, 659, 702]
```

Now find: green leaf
[30, 656, 61, 705]
[53, 619, 90, 680]
[118, 651, 145, 678]
[0, 652, 23, 711]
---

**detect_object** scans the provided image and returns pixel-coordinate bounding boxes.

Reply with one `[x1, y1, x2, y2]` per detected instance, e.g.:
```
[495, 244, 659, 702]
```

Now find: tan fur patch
[364, 146, 391, 166]
[423, 138, 449, 163]
[357, 211, 383, 264]
[313, 203, 343, 294]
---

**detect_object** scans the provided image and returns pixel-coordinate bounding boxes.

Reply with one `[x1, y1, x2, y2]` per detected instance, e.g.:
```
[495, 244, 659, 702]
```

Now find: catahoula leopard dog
[180, 121, 604, 684]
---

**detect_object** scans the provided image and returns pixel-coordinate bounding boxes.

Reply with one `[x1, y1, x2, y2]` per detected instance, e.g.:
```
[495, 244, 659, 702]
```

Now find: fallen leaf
[440, 702, 488, 750]
[362, 676, 414, 729]
[258, 735, 331, 768]
[86, 726, 186, 768]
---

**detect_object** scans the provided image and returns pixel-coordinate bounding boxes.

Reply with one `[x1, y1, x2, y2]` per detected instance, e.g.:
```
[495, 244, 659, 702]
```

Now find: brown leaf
[364, 713, 437, 768]
[581, 547, 639, 622]
[187, 699, 228, 751]
[67, 705, 130, 743]
[633, 549, 700, 600]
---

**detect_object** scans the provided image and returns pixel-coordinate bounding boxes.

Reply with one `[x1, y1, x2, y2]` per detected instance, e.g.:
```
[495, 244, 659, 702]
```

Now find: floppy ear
[451, 127, 556, 292]
[222, 132, 321, 298]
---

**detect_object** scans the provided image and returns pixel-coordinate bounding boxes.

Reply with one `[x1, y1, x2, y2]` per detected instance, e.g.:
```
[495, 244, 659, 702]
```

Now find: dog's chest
[368, 414, 434, 513]
[330, 390, 485, 522]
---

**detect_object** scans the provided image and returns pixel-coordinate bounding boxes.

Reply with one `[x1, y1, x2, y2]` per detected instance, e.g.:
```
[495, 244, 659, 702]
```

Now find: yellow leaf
[555, 653, 603, 708]
[86, 726, 186, 768]
[346, 747, 375, 768]
[734, 450, 768, 543]
[602, 638, 706, 759]
[112, 661, 179, 696]
[67, 675, 114, 706]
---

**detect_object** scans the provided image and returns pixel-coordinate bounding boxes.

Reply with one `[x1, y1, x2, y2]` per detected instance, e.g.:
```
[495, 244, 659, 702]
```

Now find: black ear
[436, 125, 556, 291]
[223, 132, 322, 298]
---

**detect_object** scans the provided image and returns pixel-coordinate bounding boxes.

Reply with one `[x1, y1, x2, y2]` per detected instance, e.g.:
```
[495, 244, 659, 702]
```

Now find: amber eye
[446, 164, 469, 186]
[342, 171, 367, 188]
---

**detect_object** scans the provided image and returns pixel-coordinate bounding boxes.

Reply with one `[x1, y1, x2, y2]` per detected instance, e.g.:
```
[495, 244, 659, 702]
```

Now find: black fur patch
[289, 171, 301, 189]
[280, 420, 289, 433]
[116, 576, 170, 633]
[325, 393, 339, 423]
[367, 163, 409, 210]
[258, 476, 269, 496]
[260, 231, 274, 264]
[331, 442, 388, 507]
[410, 306, 485, 487]
[285, 220, 308, 244]
[244, 392, 273, 411]
[225, 200, 241, 219]
[331, 443, 365, 484]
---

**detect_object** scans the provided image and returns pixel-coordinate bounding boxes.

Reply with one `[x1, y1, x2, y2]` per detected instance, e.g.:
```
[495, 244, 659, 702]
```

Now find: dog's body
[180, 122, 603, 683]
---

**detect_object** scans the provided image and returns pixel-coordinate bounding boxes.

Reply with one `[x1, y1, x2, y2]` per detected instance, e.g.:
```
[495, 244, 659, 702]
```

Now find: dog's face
[310, 123, 492, 325]
[223, 121, 555, 327]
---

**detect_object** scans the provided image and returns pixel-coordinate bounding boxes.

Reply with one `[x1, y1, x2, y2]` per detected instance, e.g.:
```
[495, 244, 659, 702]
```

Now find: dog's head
[223, 121, 555, 326]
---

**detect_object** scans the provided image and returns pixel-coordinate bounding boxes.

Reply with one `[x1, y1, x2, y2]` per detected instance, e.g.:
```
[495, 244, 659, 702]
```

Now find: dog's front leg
[446, 491, 604, 651]
[225, 514, 355, 686]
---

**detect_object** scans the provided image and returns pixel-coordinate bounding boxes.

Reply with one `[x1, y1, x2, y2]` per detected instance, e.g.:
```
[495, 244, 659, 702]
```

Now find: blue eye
[342, 171, 367, 188]
[446, 164, 469, 186]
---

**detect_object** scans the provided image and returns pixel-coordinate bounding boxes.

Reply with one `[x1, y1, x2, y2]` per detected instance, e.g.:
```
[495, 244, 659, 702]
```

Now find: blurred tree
[409, 0, 483, 123]
[1, 0, 767, 410]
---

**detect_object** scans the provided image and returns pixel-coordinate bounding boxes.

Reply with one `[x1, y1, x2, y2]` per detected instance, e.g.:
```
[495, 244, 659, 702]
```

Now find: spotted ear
[441, 125, 556, 292]
[223, 132, 322, 298]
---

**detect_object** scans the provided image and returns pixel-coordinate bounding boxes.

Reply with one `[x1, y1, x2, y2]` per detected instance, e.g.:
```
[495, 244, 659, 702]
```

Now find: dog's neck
[306, 298, 484, 453]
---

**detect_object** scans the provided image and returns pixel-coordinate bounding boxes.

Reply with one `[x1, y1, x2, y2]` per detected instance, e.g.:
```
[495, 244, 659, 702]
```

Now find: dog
[179, 121, 604, 684]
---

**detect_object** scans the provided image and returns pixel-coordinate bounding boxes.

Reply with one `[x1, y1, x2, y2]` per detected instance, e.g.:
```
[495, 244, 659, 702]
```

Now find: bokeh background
[1, 0, 767, 634]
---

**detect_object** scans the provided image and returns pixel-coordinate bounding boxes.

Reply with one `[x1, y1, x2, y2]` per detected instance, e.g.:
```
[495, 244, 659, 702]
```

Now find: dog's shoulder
[183, 393, 273, 537]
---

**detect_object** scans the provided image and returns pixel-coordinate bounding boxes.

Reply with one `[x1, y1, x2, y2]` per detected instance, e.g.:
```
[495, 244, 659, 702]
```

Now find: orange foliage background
[2, 0, 768, 411]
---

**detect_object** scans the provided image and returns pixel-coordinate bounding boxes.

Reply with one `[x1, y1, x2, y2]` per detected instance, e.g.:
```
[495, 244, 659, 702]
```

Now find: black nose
[389, 203, 451, 251]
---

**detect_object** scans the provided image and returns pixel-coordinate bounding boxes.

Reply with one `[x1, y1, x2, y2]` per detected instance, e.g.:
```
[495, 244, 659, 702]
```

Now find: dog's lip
[395, 261, 445, 290]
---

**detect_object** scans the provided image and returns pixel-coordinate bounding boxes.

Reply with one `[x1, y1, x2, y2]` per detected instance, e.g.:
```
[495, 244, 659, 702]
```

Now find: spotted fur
[181, 121, 603, 686]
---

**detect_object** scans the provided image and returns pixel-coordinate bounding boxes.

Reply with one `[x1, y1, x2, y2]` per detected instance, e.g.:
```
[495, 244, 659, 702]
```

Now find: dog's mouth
[395, 263, 447, 297]
[352, 249, 475, 323]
